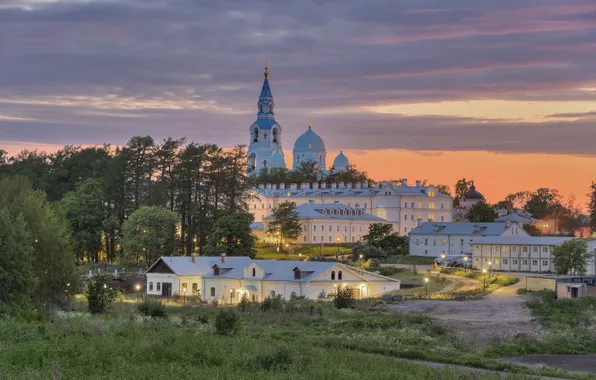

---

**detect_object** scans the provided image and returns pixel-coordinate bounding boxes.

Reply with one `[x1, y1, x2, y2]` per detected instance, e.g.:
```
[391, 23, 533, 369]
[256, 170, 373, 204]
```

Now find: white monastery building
[251, 181, 453, 236]
[263, 201, 386, 244]
[145, 255, 400, 302]
[408, 221, 528, 257]
[472, 236, 596, 274]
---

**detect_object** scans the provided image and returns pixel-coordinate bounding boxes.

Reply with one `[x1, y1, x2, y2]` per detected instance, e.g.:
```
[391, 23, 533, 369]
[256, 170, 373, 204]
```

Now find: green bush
[85, 274, 118, 314]
[261, 295, 285, 312]
[377, 267, 395, 276]
[137, 298, 167, 318]
[215, 308, 240, 336]
[249, 348, 293, 371]
[237, 294, 250, 312]
[334, 287, 354, 309]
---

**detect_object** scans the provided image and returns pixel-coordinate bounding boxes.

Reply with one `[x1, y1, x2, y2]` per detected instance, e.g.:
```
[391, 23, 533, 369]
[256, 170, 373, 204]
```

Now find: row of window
[404, 214, 445, 222]
[322, 208, 365, 216]
[481, 258, 549, 266]
[309, 235, 356, 242]
[487, 245, 551, 253]
[330, 270, 343, 280]
[403, 202, 444, 209]
[415, 238, 464, 246]
[313, 225, 362, 232]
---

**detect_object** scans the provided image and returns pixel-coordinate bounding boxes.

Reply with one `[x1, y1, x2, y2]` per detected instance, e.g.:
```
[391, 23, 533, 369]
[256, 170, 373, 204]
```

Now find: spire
[308, 119, 312, 129]
[257, 59, 274, 118]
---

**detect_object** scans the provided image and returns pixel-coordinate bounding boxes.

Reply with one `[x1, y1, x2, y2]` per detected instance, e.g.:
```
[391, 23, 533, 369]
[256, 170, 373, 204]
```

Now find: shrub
[137, 298, 167, 318]
[249, 348, 293, 371]
[377, 267, 395, 276]
[334, 286, 354, 309]
[215, 308, 240, 336]
[85, 274, 118, 314]
[237, 294, 250, 312]
[261, 295, 285, 312]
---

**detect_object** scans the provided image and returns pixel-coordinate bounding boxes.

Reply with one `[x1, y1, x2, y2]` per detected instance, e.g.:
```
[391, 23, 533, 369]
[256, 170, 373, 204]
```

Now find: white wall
[146, 273, 179, 296]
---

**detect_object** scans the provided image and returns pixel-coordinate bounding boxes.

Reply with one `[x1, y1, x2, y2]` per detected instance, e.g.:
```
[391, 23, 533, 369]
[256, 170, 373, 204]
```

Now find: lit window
[433, 239, 437, 246]
[442, 239, 446, 246]
[429, 203, 435, 209]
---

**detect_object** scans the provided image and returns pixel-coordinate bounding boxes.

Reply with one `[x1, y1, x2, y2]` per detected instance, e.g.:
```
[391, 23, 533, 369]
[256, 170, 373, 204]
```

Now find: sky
[1, 0, 595, 204]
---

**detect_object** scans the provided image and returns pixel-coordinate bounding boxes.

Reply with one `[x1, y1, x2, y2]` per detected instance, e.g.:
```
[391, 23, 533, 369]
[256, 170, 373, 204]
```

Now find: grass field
[385, 255, 436, 265]
[0, 299, 580, 380]
[255, 245, 352, 260]
[386, 269, 448, 297]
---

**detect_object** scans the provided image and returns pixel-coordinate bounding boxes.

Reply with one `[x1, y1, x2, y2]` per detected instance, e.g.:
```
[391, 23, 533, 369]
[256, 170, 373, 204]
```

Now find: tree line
[0, 136, 252, 263]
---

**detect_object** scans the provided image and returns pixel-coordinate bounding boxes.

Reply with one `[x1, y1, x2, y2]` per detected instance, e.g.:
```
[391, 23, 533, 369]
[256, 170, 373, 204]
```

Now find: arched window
[338, 271, 343, 280]
[272, 129, 277, 142]
[259, 104, 263, 113]
[269, 103, 273, 113]
[252, 268, 256, 277]
[253, 128, 259, 142]
[331, 271, 335, 280]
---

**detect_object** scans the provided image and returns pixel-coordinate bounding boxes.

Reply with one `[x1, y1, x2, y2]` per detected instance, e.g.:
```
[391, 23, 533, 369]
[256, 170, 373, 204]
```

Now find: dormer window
[293, 267, 301, 280]
[213, 265, 220, 276]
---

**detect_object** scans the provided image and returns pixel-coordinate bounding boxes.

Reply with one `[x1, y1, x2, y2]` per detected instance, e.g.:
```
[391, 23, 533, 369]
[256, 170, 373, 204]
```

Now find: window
[493, 245, 498, 252]
[404, 228, 407, 233]
[252, 294, 257, 302]
[337, 226, 340, 232]
[321, 236, 323, 242]
[329, 226, 332, 232]
[304, 236, 307, 242]
[416, 239, 419, 245]
[522, 259, 528, 265]
[532, 260, 538, 266]
[294, 270, 301, 280]
[210, 287, 215, 297]
[542, 247, 548, 253]
[543, 260, 548, 266]
[429, 203, 435, 209]
[252, 268, 256, 277]
[364, 203, 367, 209]
[182, 283, 187, 293]
[404, 203, 408, 208]
[502, 246, 509, 253]
[404, 214, 408, 221]
[313, 236, 316, 242]
[433, 239, 437, 246]
[503, 259, 509, 264]
[192, 283, 198, 293]
[441, 204, 444, 209]
[352, 226, 355, 232]
[425, 239, 428, 246]
[533, 247, 538, 253]
[313, 225, 317, 231]
[352, 236, 355, 242]
[213, 266, 220, 276]
[149, 282, 153, 291]
[460, 239, 464, 246]
[157, 282, 161, 291]
[253, 204, 256, 209]
[329, 236, 331, 242]
[270, 290, 276, 297]
[344, 226, 347, 232]
[321, 225, 324, 231]
[411, 215, 414, 221]
[441, 216, 444, 222]
[411, 203, 414, 208]
[231, 290, 235, 299]
[512, 246, 518, 253]
[522, 247, 529, 253]
[338, 271, 343, 280]
[442, 239, 446, 246]
[513, 259, 518, 265]
[331, 271, 335, 280]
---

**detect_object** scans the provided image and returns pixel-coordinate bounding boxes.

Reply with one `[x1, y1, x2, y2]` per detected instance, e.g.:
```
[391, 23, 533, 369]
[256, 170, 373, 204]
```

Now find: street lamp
[482, 269, 487, 291]
[336, 236, 340, 256]
[135, 284, 141, 302]
[463, 256, 468, 273]
[488, 261, 492, 278]
[424, 277, 429, 299]
[182, 284, 187, 304]
[285, 243, 289, 257]
[359, 254, 364, 260]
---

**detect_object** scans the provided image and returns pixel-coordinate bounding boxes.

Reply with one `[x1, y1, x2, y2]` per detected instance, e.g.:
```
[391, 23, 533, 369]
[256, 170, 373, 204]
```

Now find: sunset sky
[1, 0, 595, 204]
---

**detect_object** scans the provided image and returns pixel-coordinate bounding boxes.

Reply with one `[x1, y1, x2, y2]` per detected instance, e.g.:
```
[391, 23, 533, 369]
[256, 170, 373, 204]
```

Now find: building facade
[409, 221, 528, 257]
[145, 256, 400, 302]
[250, 180, 453, 236]
[263, 201, 386, 245]
[472, 236, 596, 274]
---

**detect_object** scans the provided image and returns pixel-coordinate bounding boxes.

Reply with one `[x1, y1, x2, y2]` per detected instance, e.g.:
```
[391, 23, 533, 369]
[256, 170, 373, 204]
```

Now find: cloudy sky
[1, 0, 595, 202]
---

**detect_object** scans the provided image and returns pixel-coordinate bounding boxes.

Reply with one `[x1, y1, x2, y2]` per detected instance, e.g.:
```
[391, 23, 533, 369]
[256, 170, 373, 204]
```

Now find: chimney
[416, 180, 421, 187]
[221, 253, 226, 264]
[191, 253, 196, 264]
[402, 178, 408, 186]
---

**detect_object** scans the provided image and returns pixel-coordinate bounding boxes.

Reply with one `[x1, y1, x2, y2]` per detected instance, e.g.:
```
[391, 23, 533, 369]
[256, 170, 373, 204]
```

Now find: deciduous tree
[206, 211, 256, 258]
[465, 201, 497, 222]
[551, 239, 592, 275]
[266, 201, 302, 245]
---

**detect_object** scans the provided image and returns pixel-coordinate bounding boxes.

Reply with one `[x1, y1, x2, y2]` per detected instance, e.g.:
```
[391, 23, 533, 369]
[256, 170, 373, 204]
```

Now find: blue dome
[333, 151, 350, 169]
[293, 127, 326, 152]
[302, 150, 318, 162]
[268, 150, 286, 168]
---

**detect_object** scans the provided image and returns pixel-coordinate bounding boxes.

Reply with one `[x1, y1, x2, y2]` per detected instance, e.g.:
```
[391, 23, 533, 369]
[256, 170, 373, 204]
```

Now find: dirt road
[388, 273, 540, 344]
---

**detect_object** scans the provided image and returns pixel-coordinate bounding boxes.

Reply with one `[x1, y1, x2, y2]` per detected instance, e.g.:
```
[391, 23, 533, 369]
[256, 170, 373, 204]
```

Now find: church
[246, 63, 350, 174]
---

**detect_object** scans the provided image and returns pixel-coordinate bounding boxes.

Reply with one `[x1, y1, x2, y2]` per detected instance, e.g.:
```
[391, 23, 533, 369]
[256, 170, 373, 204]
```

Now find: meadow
[0, 298, 587, 380]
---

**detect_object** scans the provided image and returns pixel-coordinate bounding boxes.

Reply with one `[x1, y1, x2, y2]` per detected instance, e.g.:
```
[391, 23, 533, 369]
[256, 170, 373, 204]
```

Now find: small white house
[472, 236, 596, 274]
[145, 255, 400, 302]
[408, 221, 528, 257]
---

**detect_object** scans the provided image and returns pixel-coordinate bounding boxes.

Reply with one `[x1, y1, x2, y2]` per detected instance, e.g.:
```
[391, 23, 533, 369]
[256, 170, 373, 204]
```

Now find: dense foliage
[254, 163, 370, 186]
[85, 274, 118, 314]
[0, 137, 251, 260]
[465, 201, 497, 222]
[0, 177, 76, 318]
[206, 210, 256, 257]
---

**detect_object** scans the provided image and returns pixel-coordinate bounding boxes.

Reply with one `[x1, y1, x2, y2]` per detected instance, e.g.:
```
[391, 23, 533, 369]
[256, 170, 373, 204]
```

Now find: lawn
[0, 299, 580, 380]
[387, 269, 449, 297]
[255, 245, 352, 260]
[385, 255, 437, 265]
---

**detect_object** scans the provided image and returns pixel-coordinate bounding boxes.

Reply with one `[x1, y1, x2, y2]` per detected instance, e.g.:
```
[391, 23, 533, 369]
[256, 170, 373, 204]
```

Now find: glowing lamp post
[482, 269, 487, 291]
[424, 277, 429, 299]
[463, 256, 468, 273]
[488, 261, 492, 278]
[135, 284, 141, 302]
[182, 284, 187, 304]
